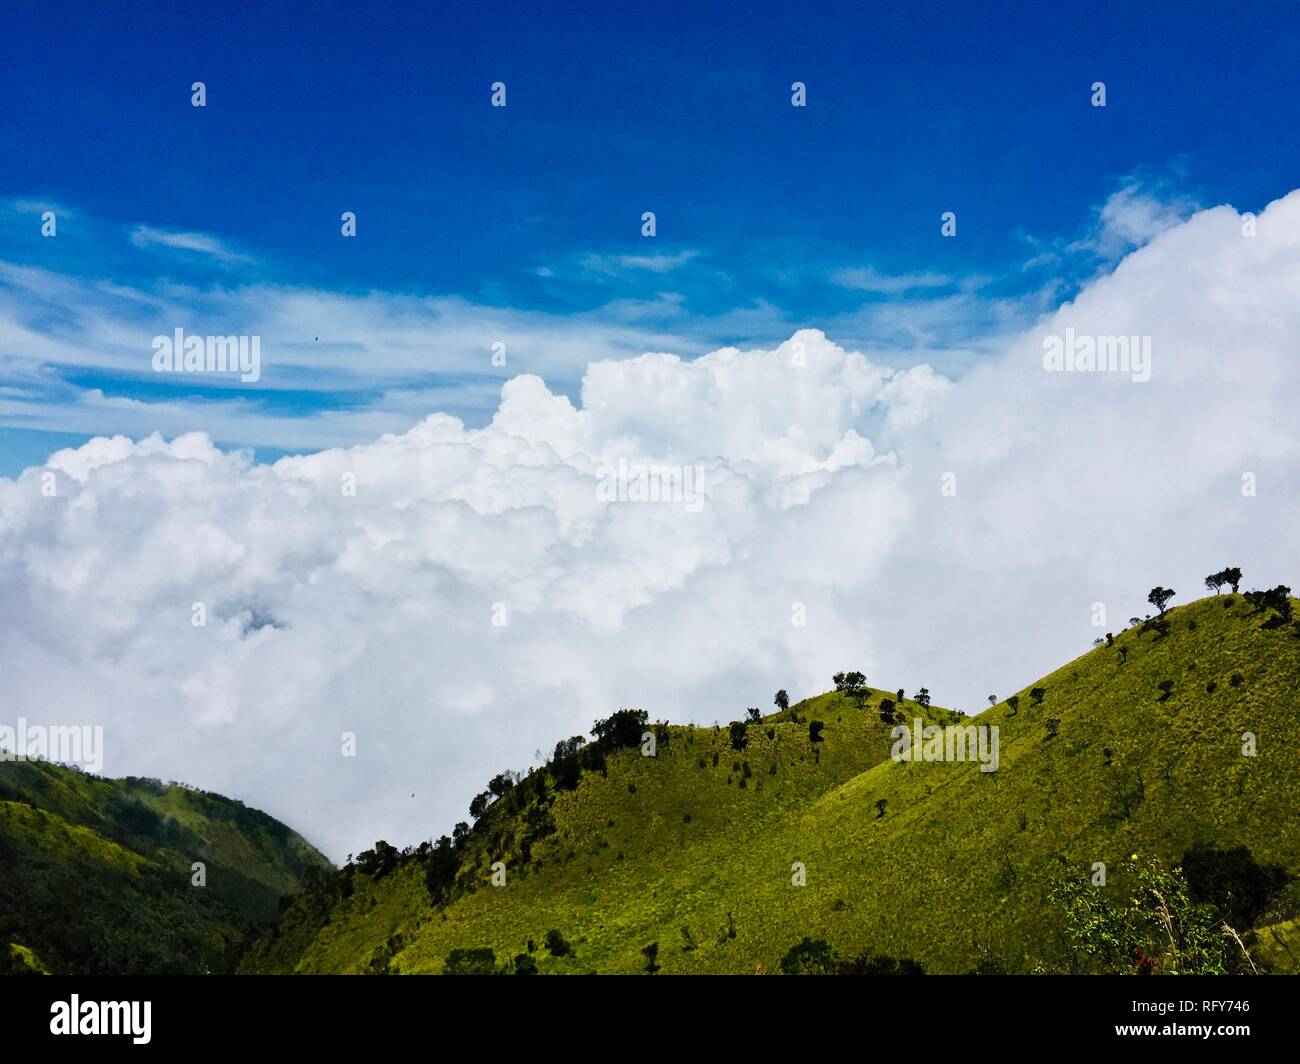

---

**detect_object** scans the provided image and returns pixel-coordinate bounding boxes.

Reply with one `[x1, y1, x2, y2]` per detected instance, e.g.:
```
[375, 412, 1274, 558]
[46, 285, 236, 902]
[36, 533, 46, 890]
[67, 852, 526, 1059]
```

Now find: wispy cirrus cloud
[130, 225, 255, 265]
[1020, 173, 1202, 277]
[574, 248, 699, 276]
[830, 265, 953, 295]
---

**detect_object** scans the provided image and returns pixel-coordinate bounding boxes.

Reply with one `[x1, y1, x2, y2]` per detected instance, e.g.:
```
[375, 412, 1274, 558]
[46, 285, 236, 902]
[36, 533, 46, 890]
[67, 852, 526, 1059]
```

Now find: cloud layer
[2, 191, 1298, 860]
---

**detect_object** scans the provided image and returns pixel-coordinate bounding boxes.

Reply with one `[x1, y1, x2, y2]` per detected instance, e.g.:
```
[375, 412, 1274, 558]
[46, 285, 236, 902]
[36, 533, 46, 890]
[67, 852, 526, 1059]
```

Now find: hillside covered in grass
[0, 759, 331, 974]
[243, 578, 1300, 975]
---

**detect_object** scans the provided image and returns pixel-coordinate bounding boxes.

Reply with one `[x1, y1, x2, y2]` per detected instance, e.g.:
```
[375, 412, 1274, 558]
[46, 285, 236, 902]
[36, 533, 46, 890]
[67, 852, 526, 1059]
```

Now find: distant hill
[0, 759, 331, 974]
[242, 586, 1300, 975]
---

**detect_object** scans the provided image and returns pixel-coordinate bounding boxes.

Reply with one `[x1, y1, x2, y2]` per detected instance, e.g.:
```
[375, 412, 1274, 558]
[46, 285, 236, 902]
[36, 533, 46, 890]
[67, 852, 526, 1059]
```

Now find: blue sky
[2, 0, 1299, 474]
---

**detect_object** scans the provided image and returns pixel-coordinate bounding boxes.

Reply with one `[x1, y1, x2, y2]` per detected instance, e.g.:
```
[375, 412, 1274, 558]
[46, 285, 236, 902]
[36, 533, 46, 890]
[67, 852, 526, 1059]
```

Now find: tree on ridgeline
[1147, 586, 1176, 617]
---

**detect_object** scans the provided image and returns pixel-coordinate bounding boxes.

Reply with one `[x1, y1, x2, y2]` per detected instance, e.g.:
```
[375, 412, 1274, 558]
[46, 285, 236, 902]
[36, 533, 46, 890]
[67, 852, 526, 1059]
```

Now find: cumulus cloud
[1, 191, 1298, 861]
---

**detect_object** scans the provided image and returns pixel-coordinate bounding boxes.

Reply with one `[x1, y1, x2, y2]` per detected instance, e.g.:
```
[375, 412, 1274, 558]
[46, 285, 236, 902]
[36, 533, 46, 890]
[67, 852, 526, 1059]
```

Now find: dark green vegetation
[242, 578, 1300, 975]
[0, 759, 330, 974]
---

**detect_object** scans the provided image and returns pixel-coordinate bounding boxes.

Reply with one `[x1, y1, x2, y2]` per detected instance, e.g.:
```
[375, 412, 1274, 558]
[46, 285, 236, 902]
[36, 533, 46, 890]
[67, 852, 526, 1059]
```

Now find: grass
[0, 758, 330, 974]
[246, 590, 1300, 974]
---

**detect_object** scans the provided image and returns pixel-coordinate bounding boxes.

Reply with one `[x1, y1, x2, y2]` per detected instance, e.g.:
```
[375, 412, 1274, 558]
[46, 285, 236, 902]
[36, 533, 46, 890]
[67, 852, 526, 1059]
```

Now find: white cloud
[578, 249, 699, 275]
[1, 190, 1298, 863]
[831, 266, 952, 294]
[1070, 179, 1201, 261]
[129, 225, 254, 264]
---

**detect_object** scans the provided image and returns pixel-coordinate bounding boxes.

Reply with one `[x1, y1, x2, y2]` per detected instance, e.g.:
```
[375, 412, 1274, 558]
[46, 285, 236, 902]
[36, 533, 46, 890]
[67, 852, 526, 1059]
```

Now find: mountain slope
[0, 759, 331, 974]
[250, 588, 1298, 973]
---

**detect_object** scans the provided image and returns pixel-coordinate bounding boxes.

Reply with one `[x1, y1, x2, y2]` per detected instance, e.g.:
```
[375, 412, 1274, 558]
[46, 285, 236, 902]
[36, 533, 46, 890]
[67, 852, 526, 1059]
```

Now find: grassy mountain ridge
[244, 586, 1300, 975]
[0, 758, 331, 974]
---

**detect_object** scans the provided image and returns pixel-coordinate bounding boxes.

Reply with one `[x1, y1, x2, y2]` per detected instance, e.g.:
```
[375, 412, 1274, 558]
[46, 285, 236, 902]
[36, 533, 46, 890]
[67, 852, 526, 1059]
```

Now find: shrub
[1180, 844, 1290, 928]
[1049, 855, 1239, 974]
[443, 947, 498, 975]
[780, 936, 837, 975]
[544, 929, 572, 957]
[837, 952, 926, 975]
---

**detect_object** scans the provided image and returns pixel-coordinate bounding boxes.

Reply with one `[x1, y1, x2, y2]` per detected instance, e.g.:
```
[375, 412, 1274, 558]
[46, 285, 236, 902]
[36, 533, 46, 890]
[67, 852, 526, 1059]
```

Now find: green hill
[0, 758, 331, 974]
[242, 585, 1300, 975]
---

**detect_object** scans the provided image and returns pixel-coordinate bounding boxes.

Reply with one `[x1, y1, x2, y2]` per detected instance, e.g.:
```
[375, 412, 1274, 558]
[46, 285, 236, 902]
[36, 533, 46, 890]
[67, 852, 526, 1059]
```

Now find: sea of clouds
[2, 191, 1298, 860]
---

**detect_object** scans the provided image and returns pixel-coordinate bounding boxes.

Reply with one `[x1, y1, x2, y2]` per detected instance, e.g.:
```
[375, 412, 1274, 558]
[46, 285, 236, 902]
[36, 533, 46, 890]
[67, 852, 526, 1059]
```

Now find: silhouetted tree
[729, 721, 749, 750]
[834, 671, 867, 702]
[746, 707, 762, 724]
[487, 771, 519, 799]
[1248, 585, 1294, 628]
[808, 720, 825, 744]
[543, 929, 571, 957]
[1006, 695, 1020, 716]
[591, 709, 649, 751]
[913, 688, 931, 708]
[1148, 586, 1176, 616]
[1030, 687, 1047, 705]
[774, 689, 790, 713]
[1206, 567, 1243, 594]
